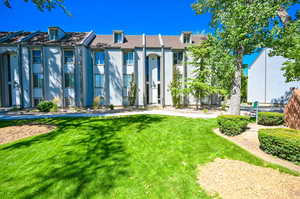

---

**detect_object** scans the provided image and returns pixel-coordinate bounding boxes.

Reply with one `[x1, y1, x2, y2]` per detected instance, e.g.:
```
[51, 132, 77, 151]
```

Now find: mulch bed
[0, 124, 56, 145]
[198, 158, 300, 199]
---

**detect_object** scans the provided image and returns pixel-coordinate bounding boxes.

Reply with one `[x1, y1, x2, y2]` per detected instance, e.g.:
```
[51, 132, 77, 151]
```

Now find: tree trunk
[229, 50, 243, 115]
[277, 7, 291, 25]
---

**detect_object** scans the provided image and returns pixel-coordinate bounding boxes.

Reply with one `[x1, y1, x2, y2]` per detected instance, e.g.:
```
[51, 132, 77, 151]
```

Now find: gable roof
[91, 34, 207, 49]
[0, 31, 88, 46]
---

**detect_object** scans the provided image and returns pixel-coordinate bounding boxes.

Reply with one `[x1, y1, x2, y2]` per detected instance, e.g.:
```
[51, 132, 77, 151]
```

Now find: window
[33, 73, 43, 88]
[114, 32, 123, 43]
[64, 73, 74, 88]
[183, 33, 191, 44]
[32, 50, 41, 64]
[49, 29, 58, 40]
[34, 98, 42, 106]
[123, 74, 133, 88]
[95, 52, 105, 65]
[64, 50, 74, 64]
[173, 51, 184, 65]
[124, 52, 134, 65]
[95, 74, 105, 88]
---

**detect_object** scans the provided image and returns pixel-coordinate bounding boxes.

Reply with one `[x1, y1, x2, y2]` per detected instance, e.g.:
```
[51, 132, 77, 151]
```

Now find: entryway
[0, 53, 13, 107]
[146, 54, 160, 105]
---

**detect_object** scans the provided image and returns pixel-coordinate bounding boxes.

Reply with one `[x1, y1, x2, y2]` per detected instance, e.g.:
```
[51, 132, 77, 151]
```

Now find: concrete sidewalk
[0, 110, 220, 120]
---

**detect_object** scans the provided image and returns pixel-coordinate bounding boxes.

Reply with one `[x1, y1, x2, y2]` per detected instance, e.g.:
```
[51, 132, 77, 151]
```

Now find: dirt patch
[0, 124, 56, 145]
[198, 158, 300, 199]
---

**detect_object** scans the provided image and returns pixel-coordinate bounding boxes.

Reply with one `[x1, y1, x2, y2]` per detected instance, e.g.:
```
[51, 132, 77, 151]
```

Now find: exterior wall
[81, 46, 94, 107]
[44, 46, 63, 106]
[21, 47, 31, 107]
[164, 49, 173, 106]
[248, 49, 300, 103]
[136, 49, 145, 106]
[107, 49, 123, 106]
[285, 89, 300, 130]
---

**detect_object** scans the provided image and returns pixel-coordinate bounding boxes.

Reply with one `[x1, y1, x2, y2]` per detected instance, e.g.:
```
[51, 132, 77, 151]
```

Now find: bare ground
[198, 158, 300, 199]
[0, 124, 56, 145]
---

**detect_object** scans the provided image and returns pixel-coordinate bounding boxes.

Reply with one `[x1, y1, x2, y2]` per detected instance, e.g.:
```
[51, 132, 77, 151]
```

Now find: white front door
[148, 55, 159, 104]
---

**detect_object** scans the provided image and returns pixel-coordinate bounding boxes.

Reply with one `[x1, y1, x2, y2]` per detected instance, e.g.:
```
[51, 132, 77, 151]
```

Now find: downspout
[142, 33, 146, 107]
[264, 49, 267, 103]
[158, 34, 165, 107]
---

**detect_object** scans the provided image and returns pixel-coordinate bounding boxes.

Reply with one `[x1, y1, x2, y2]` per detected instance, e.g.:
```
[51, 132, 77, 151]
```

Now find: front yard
[0, 115, 297, 198]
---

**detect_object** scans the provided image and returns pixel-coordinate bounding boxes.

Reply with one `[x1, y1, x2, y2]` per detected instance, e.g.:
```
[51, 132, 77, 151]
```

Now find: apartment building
[0, 27, 206, 108]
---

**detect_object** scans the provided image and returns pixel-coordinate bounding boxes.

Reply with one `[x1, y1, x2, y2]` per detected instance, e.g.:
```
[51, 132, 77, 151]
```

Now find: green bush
[258, 112, 284, 126]
[36, 101, 55, 112]
[258, 128, 300, 164]
[217, 115, 250, 136]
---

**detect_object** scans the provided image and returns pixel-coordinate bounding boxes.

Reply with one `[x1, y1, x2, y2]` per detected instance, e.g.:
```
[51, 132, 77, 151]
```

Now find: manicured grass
[0, 115, 297, 199]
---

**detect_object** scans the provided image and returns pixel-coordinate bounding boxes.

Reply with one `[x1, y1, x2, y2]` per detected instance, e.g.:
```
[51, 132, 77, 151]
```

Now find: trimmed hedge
[217, 115, 250, 136]
[258, 128, 300, 164]
[37, 101, 55, 112]
[258, 112, 284, 126]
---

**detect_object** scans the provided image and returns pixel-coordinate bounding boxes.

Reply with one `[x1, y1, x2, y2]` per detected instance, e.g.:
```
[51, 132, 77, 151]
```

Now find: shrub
[109, 104, 114, 110]
[93, 96, 101, 109]
[258, 112, 284, 126]
[258, 128, 300, 164]
[217, 115, 250, 136]
[36, 101, 55, 112]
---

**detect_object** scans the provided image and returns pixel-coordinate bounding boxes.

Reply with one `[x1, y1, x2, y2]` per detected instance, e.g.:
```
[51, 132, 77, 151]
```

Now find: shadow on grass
[0, 115, 164, 198]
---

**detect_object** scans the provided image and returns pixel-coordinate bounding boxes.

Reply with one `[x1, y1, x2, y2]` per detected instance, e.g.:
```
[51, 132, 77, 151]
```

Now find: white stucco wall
[107, 49, 123, 106]
[21, 47, 31, 107]
[164, 49, 173, 106]
[248, 48, 300, 103]
[44, 46, 63, 106]
[136, 49, 145, 106]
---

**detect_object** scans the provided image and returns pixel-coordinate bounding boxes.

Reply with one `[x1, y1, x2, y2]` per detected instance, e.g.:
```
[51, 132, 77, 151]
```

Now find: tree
[128, 74, 137, 106]
[169, 67, 183, 108]
[270, 12, 300, 82]
[3, 0, 71, 15]
[187, 36, 229, 109]
[192, 0, 298, 115]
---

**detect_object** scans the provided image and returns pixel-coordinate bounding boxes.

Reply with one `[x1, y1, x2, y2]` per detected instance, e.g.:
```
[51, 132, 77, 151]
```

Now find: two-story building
[0, 27, 207, 108]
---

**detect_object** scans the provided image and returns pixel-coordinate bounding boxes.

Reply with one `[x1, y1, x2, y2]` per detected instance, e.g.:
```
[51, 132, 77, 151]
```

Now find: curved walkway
[214, 124, 300, 173]
[0, 110, 219, 120]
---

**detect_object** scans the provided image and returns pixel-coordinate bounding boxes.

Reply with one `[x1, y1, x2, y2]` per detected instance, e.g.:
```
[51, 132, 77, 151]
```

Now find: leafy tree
[192, 0, 298, 115]
[270, 12, 300, 82]
[3, 0, 71, 15]
[128, 74, 137, 106]
[169, 67, 183, 108]
[241, 73, 248, 103]
[187, 36, 228, 109]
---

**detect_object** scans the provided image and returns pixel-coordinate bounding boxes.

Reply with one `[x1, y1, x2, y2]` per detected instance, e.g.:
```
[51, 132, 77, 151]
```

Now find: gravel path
[198, 158, 300, 199]
[0, 124, 56, 144]
[0, 110, 220, 120]
[214, 123, 300, 173]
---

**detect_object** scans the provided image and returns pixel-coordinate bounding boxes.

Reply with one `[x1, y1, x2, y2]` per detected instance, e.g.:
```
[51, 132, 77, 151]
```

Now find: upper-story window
[123, 74, 133, 89]
[95, 51, 105, 65]
[124, 51, 134, 65]
[183, 33, 191, 44]
[49, 29, 58, 41]
[114, 32, 123, 43]
[32, 50, 41, 64]
[64, 50, 74, 64]
[173, 51, 184, 65]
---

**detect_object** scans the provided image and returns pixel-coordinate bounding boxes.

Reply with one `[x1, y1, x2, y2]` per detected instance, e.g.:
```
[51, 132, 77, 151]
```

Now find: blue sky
[1, 0, 299, 69]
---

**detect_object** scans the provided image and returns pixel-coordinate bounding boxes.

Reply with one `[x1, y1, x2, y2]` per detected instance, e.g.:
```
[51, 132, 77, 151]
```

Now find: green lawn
[0, 115, 297, 199]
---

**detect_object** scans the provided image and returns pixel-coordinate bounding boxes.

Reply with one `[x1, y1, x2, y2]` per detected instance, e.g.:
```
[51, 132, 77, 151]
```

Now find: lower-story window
[33, 98, 42, 106]
[64, 73, 74, 88]
[33, 73, 43, 88]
